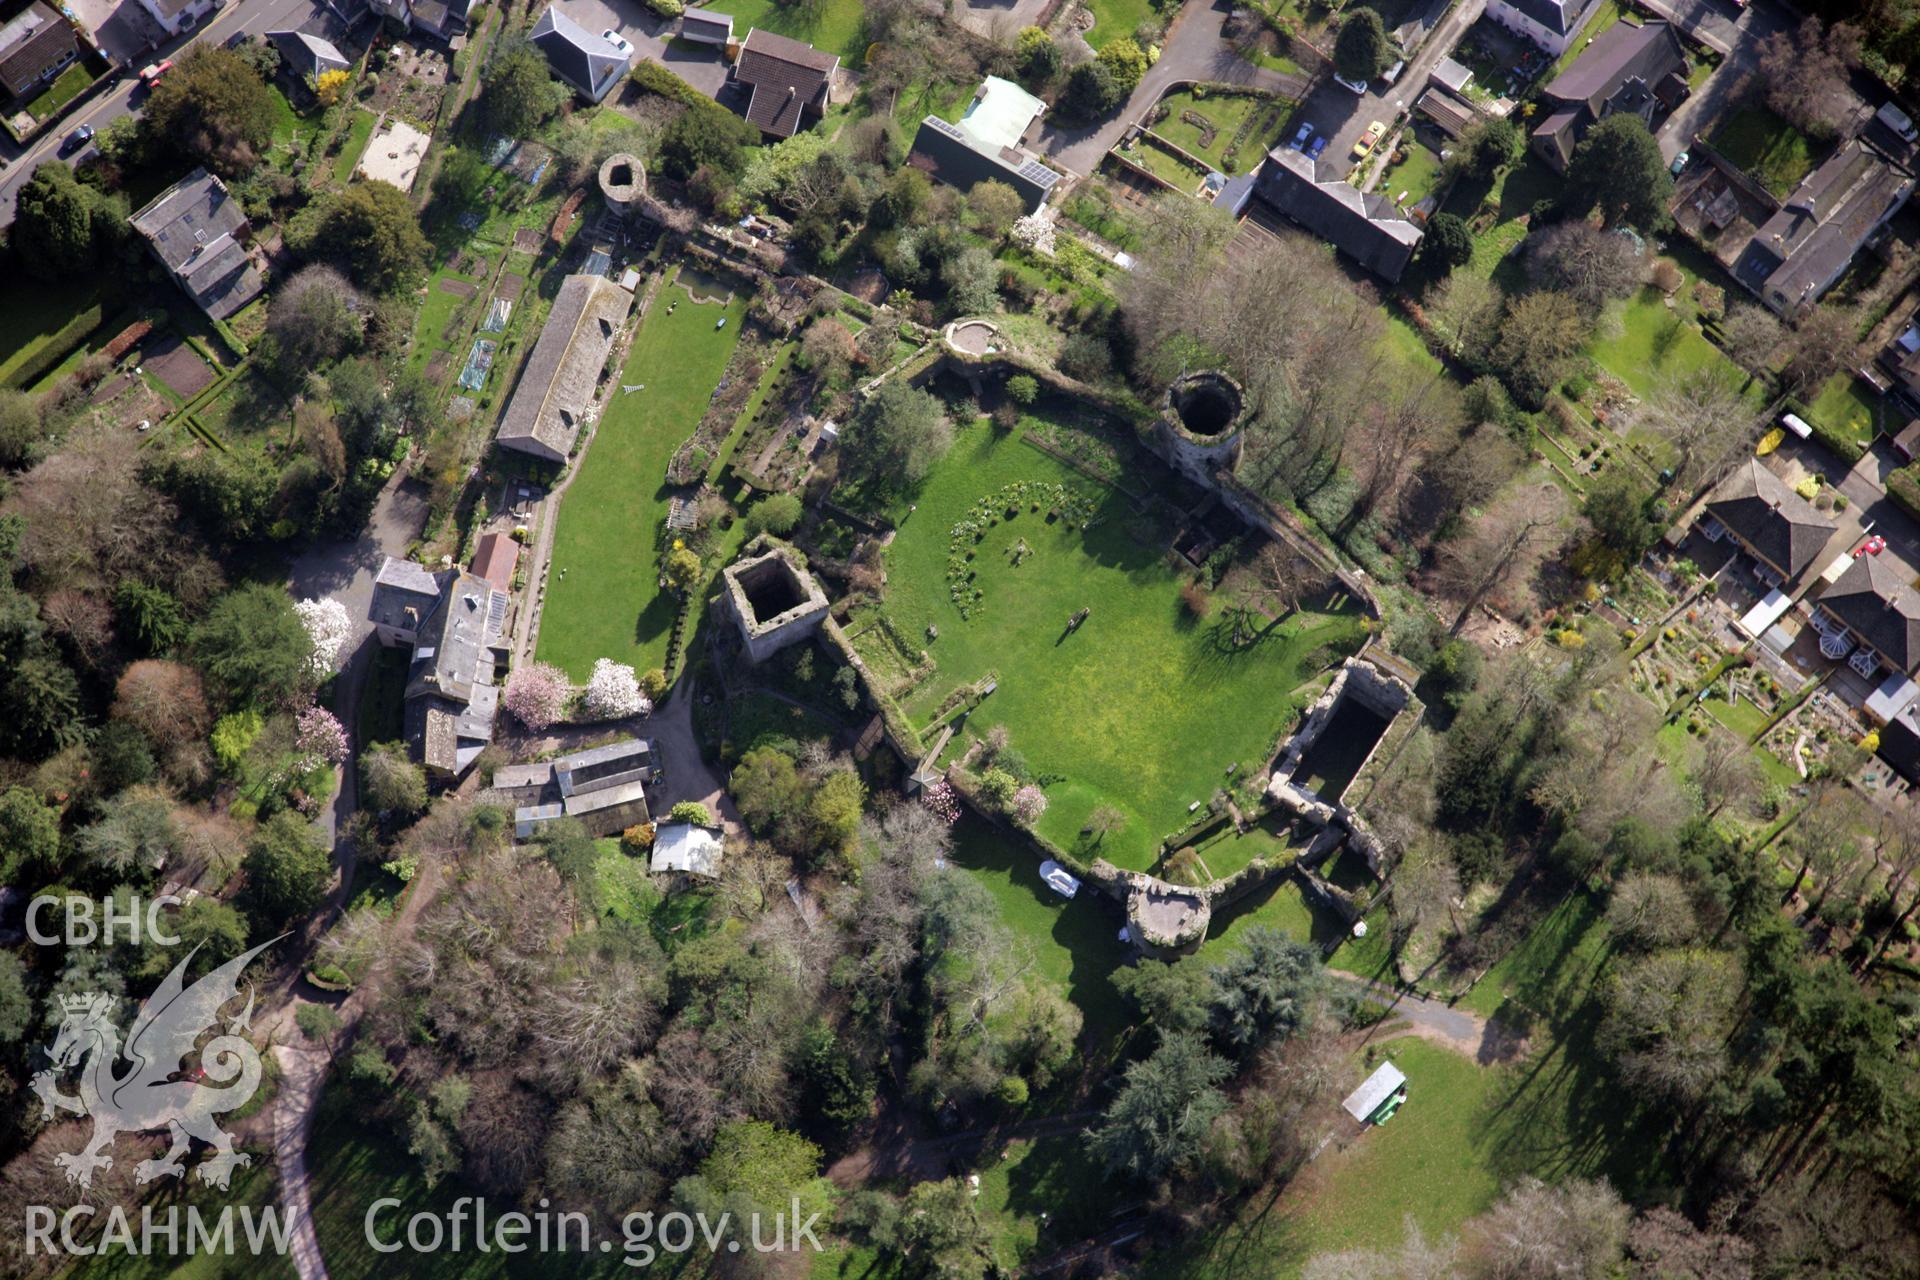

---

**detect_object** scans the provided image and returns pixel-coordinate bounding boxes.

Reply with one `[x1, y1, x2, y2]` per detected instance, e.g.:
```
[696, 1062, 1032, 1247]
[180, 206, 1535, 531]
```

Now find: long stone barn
[494, 272, 634, 465]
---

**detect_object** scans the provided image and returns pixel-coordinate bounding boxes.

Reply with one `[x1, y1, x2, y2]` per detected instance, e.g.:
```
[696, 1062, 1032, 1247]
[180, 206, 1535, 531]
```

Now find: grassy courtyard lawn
[1441, 154, 1558, 282]
[864, 422, 1367, 873]
[63, 1164, 295, 1280]
[23, 63, 92, 121]
[1086, 0, 1156, 48]
[335, 108, 379, 184]
[949, 816, 1135, 1059]
[1151, 89, 1294, 175]
[1589, 287, 1750, 402]
[535, 271, 749, 681]
[1119, 133, 1208, 191]
[267, 84, 322, 148]
[408, 262, 488, 379]
[1703, 693, 1771, 741]
[1808, 371, 1892, 447]
[1710, 105, 1819, 199]
[1379, 138, 1444, 209]
[705, 0, 867, 59]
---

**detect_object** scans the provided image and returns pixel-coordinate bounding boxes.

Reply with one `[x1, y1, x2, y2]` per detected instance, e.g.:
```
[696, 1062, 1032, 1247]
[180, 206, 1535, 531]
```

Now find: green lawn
[1086, 0, 1157, 47]
[60, 1164, 296, 1280]
[23, 62, 93, 121]
[195, 369, 294, 442]
[1807, 371, 1891, 447]
[862, 420, 1367, 872]
[1589, 287, 1751, 402]
[535, 270, 749, 681]
[0, 277, 109, 386]
[1710, 106, 1818, 199]
[1116, 133, 1208, 190]
[1378, 138, 1444, 210]
[1151, 89, 1294, 175]
[704, 0, 868, 59]
[267, 84, 323, 148]
[335, 108, 379, 184]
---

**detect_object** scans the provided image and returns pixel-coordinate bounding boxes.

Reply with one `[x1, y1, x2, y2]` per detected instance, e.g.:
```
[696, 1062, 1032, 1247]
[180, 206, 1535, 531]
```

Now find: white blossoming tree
[1010, 785, 1048, 827]
[1011, 207, 1057, 257]
[582, 659, 651, 720]
[504, 662, 571, 732]
[295, 597, 353, 678]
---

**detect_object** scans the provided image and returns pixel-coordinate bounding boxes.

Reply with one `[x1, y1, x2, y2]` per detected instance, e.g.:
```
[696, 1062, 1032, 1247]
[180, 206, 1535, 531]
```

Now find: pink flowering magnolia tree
[295, 705, 350, 768]
[505, 662, 572, 731]
[294, 597, 352, 678]
[1009, 785, 1048, 828]
[921, 780, 960, 825]
[582, 658, 651, 720]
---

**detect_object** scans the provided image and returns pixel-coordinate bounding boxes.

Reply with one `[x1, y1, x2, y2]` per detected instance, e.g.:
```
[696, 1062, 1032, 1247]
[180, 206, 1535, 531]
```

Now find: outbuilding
[1341, 1060, 1408, 1126]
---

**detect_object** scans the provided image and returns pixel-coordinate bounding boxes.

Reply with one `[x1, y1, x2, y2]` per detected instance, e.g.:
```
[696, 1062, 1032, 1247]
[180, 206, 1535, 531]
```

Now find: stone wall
[1266, 656, 1419, 877]
[718, 538, 829, 664]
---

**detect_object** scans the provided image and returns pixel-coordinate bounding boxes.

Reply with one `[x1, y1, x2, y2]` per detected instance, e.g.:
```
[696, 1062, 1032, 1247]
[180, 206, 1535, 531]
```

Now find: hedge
[3, 301, 106, 389]
[1888, 463, 1920, 523]
[630, 59, 706, 107]
[1788, 397, 1866, 464]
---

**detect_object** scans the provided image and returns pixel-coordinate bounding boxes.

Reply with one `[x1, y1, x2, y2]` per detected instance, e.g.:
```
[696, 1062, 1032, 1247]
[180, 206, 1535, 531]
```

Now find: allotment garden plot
[852, 419, 1367, 872]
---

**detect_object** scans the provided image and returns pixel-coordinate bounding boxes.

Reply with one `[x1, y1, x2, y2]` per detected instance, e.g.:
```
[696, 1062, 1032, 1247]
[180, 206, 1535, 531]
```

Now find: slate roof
[1704, 459, 1837, 578]
[1531, 22, 1686, 170]
[0, 3, 76, 99]
[531, 5, 627, 100]
[397, 569, 508, 774]
[1734, 137, 1916, 312]
[680, 9, 733, 36]
[268, 28, 350, 79]
[369, 557, 445, 633]
[907, 115, 1062, 212]
[495, 273, 631, 463]
[555, 738, 654, 797]
[735, 28, 836, 137]
[1493, 0, 1592, 37]
[129, 169, 264, 321]
[1416, 88, 1475, 139]
[1253, 147, 1423, 282]
[1819, 553, 1920, 673]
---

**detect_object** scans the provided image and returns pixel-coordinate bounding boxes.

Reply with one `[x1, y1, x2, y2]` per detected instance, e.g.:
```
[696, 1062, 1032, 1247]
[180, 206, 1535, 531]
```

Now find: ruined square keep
[720, 543, 830, 664]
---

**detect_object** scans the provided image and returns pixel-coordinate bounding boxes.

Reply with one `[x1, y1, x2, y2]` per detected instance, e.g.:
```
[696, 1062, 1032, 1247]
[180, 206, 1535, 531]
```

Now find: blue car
[1307, 134, 1329, 160]
[1288, 122, 1313, 151]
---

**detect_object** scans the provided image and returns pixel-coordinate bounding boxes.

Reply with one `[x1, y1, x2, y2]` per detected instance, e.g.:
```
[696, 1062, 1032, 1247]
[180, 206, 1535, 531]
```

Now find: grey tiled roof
[1734, 137, 1915, 310]
[129, 169, 264, 321]
[495, 273, 632, 463]
[1820, 553, 1920, 672]
[531, 5, 627, 99]
[1704, 459, 1837, 578]
[1253, 147, 1422, 282]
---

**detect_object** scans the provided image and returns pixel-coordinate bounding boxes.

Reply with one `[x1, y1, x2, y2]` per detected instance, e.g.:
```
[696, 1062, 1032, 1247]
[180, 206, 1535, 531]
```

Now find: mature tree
[1456, 1177, 1630, 1280]
[1455, 116, 1523, 178]
[1391, 840, 1463, 945]
[842, 381, 953, 492]
[1438, 483, 1568, 634]
[1624, 1206, 1755, 1279]
[659, 102, 760, 179]
[1208, 926, 1324, 1056]
[0, 389, 41, 470]
[672, 1120, 832, 1245]
[479, 40, 568, 138]
[1085, 804, 1126, 848]
[1424, 272, 1506, 369]
[967, 180, 1024, 238]
[1598, 948, 1741, 1108]
[1496, 290, 1589, 406]
[0, 786, 61, 883]
[1693, 730, 1761, 820]
[745, 493, 803, 536]
[1719, 302, 1784, 386]
[1353, 374, 1461, 523]
[1637, 366, 1754, 489]
[362, 740, 428, 817]
[1782, 786, 1866, 905]
[311, 181, 430, 293]
[1334, 7, 1392, 81]
[191, 583, 316, 709]
[12, 161, 111, 279]
[1754, 17, 1863, 136]
[145, 45, 277, 174]
[1777, 303, 1860, 398]
[840, 1178, 997, 1280]
[1527, 220, 1643, 312]
[0, 950, 30, 1045]
[1581, 471, 1663, 573]
[1065, 60, 1124, 118]
[244, 810, 333, 923]
[1097, 37, 1150, 93]
[1564, 115, 1673, 232]
[942, 244, 1000, 317]
[1090, 1032, 1233, 1183]
[1423, 212, 1474, 273]
[1606, 873, 1698, 952]
[266, 265, 364, 374]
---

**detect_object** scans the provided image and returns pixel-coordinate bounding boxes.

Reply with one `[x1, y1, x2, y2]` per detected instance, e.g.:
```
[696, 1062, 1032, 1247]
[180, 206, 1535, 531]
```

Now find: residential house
[138, 0, 218, 38]
[1484, 0, 1598, 56]
[530, 4, 630, 103]
[1881, 312, 1920, 411]
[1733, 136, 1915, 318]
[0, 4, 77, 102]
[650, 820, 723, 878]
[731, 28, 836, 139]
[366, 0, 483, 43]
[1698, 459, 1838, 586]
[1242, 146, 1423, 283]
[679, 9, 733, 44]
[498, 737, 656, 838]
[1812, 553, 1920, 682]
[907, 75, 1063, 212]
[368, 561, 511, 778]
[268, 29, 352, 82]
[1529, 20, 1688, 173]
[494, 272, 633, 464]
[129, 169, 265, 322]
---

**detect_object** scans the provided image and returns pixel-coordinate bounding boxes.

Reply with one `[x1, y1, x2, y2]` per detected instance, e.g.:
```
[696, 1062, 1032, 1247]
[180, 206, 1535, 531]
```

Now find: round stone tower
[1156, 370, 1247, 484]
[598, 153, 647, 219]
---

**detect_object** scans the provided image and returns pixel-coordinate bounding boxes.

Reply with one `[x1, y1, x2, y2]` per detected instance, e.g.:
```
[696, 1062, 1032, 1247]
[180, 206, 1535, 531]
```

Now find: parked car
[58, 123, 94, 156]
[1670, 149, 1689, 175]
[1307, 133, 1329, 159]
[137, 60, 173, 86]
[601, 29, 634, 58]
[1351, 120, 1386, 161]
[1288, 122, 1313, 150]
[223, 31, 248, 48]
[1332, 72, 1368, 95]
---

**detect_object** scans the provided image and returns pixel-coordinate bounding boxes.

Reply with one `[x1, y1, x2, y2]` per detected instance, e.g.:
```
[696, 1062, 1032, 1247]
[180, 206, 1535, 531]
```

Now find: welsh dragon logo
[30, 939, 280, 1192]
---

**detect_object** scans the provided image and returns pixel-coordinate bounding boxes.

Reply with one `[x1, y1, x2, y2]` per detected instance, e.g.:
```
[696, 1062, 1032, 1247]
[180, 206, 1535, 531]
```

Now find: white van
[1781, 412, 1814, 440]
[1879, 102, 1918, 143]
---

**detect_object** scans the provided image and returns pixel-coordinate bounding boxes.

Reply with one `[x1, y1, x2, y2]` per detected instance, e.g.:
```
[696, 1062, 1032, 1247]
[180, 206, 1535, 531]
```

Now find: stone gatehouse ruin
[718, 539, 830, 664]
[1268, 656, 1418, 876]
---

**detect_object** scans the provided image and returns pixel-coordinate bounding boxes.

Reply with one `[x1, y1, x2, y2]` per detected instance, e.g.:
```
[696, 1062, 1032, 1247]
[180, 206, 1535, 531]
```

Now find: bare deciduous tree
[1636, 366, 1755, 491]
[1437, 483, 1569, 635]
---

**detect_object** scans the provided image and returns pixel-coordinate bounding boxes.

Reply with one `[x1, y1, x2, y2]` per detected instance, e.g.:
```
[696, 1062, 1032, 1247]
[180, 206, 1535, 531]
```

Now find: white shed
[1341, 1060, 1407, 1124]
[651, 821, 724, 878]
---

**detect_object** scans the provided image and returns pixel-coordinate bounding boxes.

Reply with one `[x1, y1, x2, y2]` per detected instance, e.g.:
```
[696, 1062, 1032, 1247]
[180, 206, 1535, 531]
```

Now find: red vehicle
[137, 59, 173, 87]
